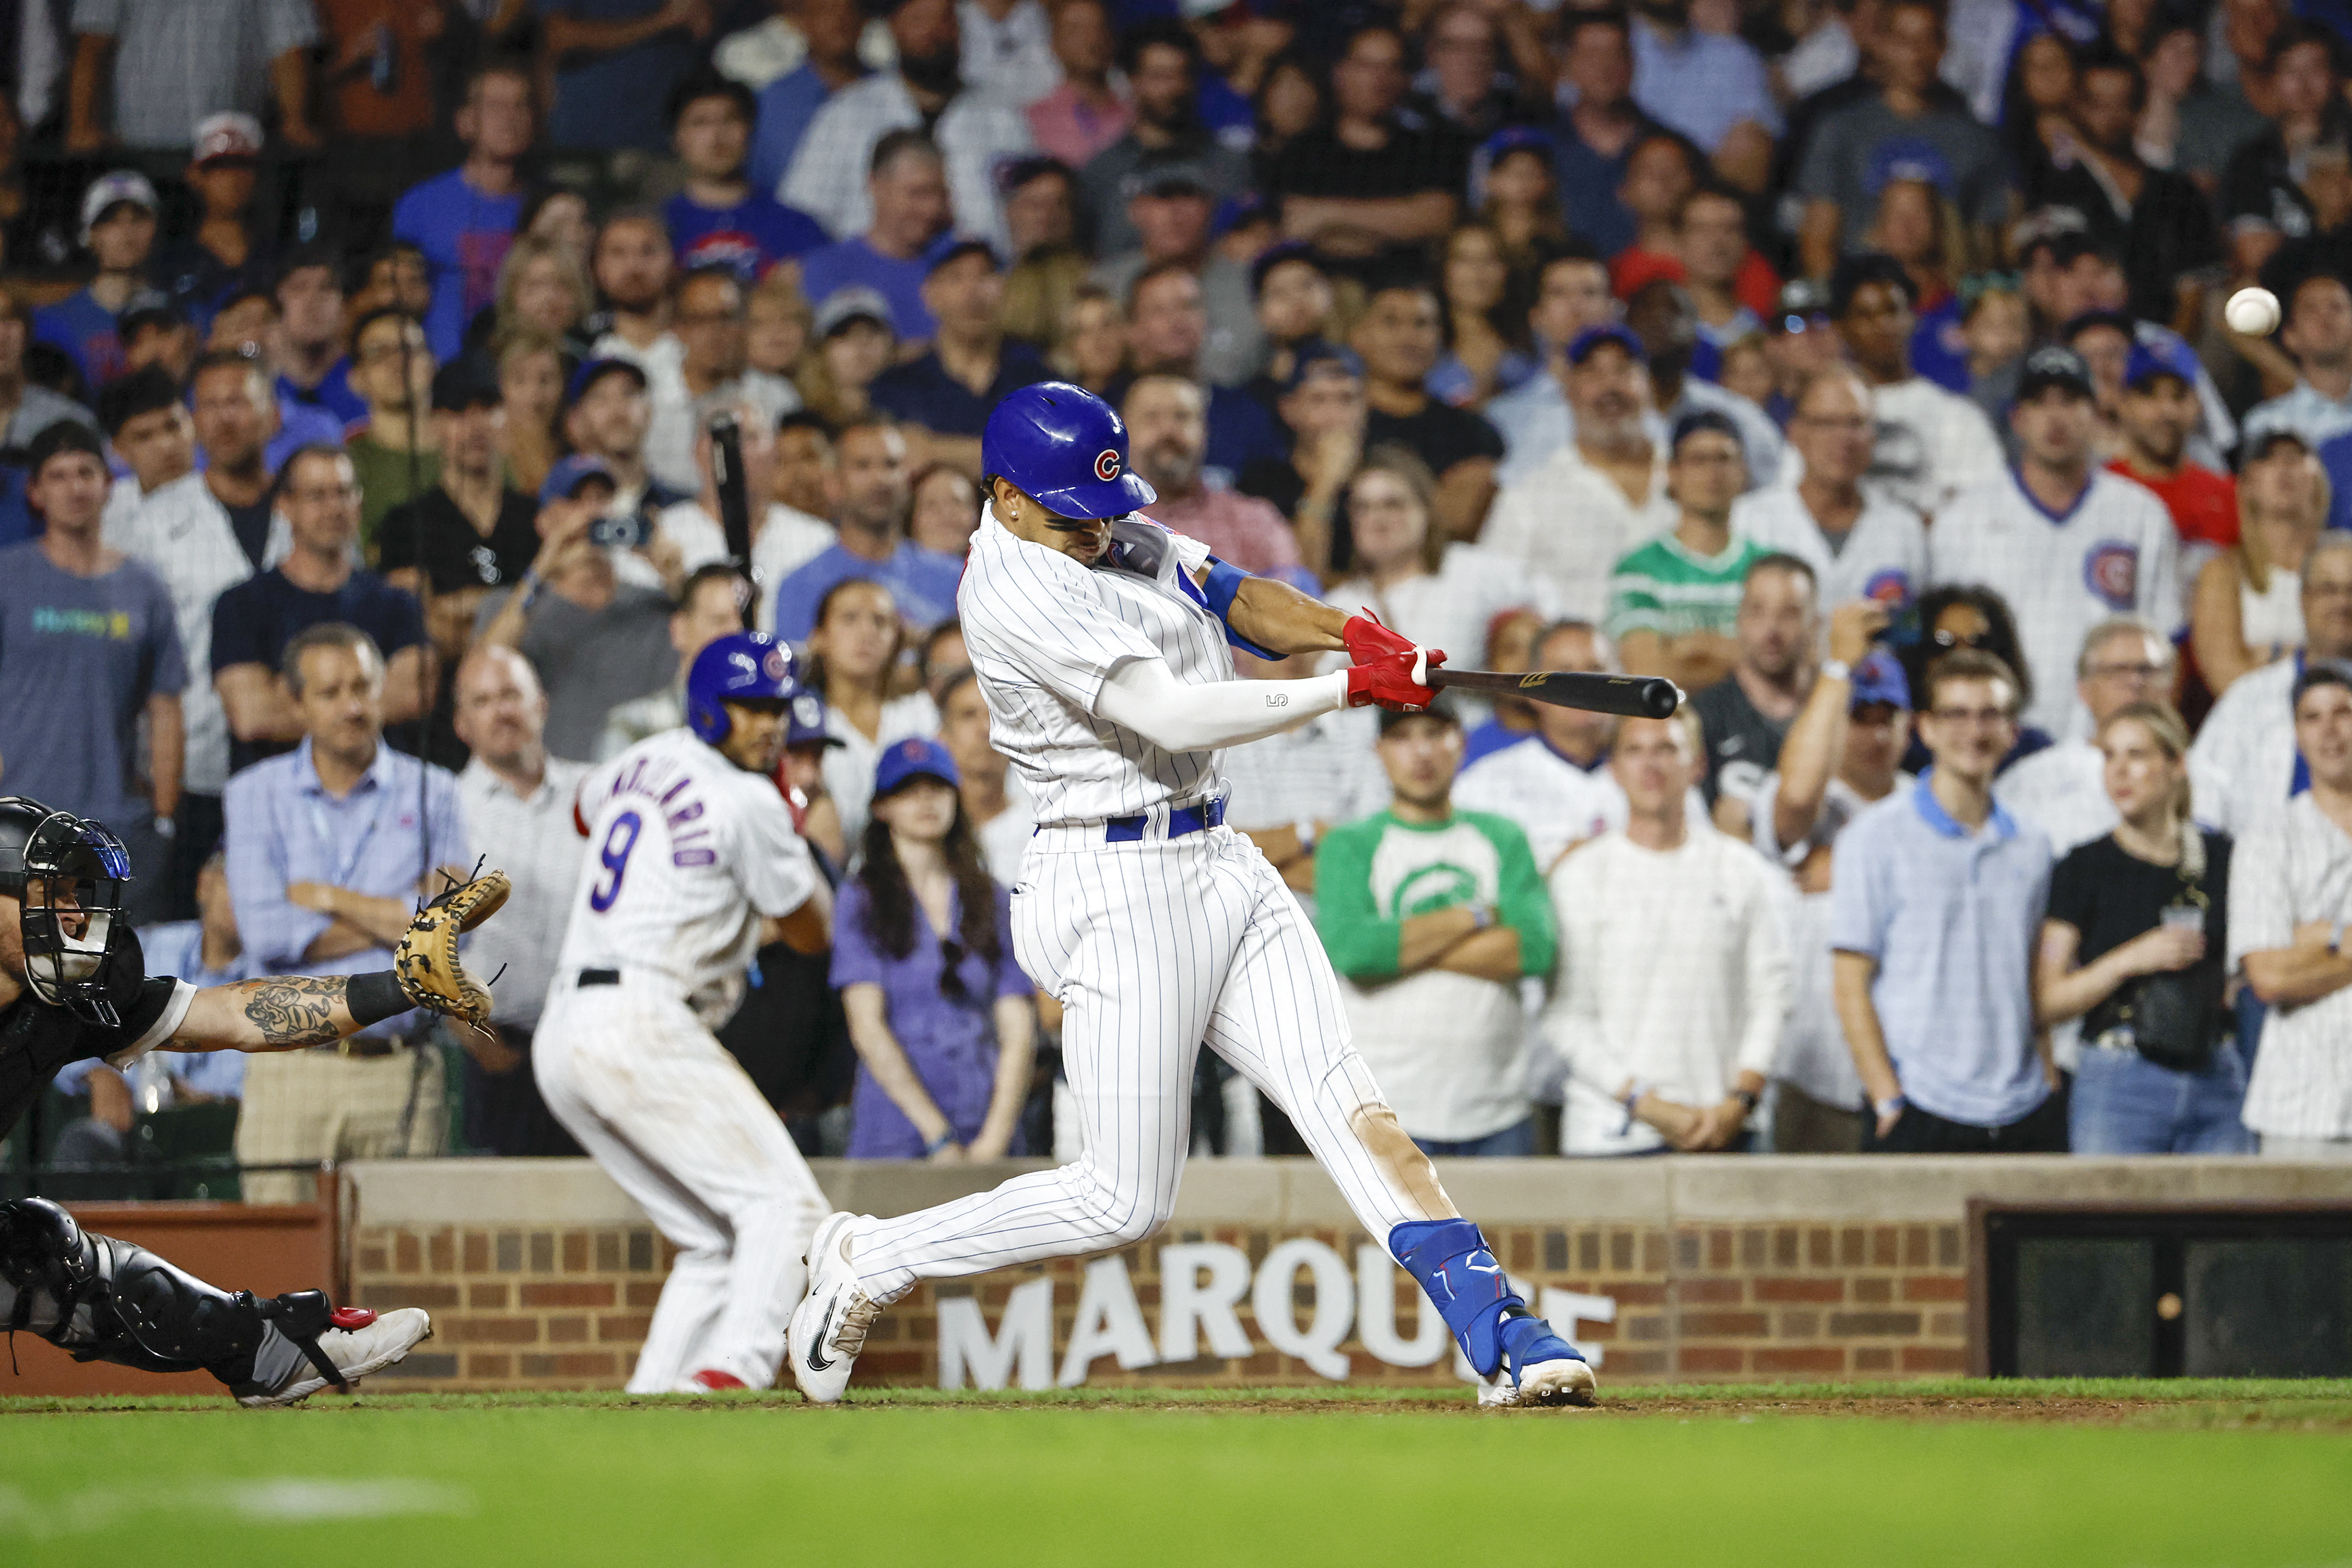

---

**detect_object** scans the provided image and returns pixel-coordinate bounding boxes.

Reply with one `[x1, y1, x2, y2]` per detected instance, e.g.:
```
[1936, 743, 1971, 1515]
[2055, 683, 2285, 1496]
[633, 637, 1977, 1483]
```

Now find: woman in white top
[2192, 433, 2325, 697]
[1321, 446, 1556, 697]
[808, 578, 940, 846]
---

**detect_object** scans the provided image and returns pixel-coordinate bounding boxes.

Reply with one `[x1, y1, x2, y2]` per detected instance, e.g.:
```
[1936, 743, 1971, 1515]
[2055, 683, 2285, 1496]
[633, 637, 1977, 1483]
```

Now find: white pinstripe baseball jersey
[1451, 737, 1627, 874]
[2229, 792, 2352, 1139]
[1730, 483, 1927, 615]
[1928, 468, 2183, 738]
[958, 508, 1234, 825]
[780, 73, 1033, 253]
[556, 727, 819, 1027]
[2187, 656, 2298, 841]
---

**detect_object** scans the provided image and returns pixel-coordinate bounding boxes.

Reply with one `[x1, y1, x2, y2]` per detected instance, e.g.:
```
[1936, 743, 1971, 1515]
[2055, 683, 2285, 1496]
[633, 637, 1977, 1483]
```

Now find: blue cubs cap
[874, 736, 960, 796]
[564, 356, 647, 410]
[981, 381, 1157, 521]
[1850, 648, 1911, 711]
[685, 630, 797, 746]
[539, 454, 614, 508]
[785, 686, 841, 750]
[2123, 337, 2198, 392]
[1567, 324, 1646, 366]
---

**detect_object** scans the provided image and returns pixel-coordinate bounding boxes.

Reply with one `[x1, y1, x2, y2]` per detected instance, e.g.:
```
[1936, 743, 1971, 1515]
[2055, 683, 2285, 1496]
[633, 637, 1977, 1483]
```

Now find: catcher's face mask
[18, 811, 130, 1026]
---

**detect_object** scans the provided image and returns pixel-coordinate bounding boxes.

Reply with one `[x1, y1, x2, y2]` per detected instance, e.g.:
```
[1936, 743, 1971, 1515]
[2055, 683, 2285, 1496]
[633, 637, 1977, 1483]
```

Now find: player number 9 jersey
[556, 728, 819, 1026]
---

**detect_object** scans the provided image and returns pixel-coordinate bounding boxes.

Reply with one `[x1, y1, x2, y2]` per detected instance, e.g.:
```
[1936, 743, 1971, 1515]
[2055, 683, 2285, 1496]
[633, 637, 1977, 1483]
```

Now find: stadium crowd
[4, 0, 2352, 1192]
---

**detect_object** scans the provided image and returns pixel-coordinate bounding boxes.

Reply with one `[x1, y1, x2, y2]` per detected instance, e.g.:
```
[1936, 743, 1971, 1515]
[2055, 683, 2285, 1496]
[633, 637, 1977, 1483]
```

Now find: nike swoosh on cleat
[805, 1301, 837, 1372]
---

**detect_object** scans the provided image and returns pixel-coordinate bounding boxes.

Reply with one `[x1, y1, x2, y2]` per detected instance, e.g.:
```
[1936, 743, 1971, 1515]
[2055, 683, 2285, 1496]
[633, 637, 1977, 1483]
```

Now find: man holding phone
[475, 459, 684, 762]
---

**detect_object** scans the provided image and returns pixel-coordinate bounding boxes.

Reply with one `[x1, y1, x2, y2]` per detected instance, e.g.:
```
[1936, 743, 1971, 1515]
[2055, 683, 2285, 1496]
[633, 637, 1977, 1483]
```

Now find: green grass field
[9, 1382, 2352, 1566]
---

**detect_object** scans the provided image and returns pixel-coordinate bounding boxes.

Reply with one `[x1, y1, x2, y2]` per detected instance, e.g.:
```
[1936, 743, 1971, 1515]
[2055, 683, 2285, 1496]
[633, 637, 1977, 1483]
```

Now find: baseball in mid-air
[2227, 286, 2283, 336]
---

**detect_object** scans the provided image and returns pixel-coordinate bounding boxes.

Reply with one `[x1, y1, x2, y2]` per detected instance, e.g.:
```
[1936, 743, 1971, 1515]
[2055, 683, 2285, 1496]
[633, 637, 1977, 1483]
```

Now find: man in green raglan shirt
[1315, 700, 1557, 1158]
[1606, 407, 1768, 695]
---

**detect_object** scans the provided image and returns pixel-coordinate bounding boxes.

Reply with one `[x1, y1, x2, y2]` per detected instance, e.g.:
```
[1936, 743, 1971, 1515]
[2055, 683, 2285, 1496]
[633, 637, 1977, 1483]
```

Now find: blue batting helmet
[686, 630, 797, 745]
[980, 381, 1157, 521]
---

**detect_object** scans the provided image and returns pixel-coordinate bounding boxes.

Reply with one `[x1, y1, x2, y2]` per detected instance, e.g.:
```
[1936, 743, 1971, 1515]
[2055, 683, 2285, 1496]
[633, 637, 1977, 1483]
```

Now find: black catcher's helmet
[0, 796, 132, 1025]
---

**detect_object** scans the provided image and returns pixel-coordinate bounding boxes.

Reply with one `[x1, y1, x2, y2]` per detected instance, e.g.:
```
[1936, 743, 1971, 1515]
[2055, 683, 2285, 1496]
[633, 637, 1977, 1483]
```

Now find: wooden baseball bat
[1429, 667, 1683, 719]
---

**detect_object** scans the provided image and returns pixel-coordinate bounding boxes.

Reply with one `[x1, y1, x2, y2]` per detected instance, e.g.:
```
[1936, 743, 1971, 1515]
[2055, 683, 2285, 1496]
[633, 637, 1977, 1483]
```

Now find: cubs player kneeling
[537, 632, 834, 1394]
[789, 384, 1594, 1408]
[0, 797, 504, 1404]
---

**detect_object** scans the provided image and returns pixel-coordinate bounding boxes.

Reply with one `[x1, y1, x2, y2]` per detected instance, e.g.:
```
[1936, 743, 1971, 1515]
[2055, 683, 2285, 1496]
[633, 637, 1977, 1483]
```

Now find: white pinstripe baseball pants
[536, 981, 830, 1392]
[849, 826, 1454, 1301]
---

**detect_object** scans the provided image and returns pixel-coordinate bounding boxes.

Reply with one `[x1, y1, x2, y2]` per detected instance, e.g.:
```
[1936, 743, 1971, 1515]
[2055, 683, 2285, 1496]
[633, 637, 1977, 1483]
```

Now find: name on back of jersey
[599, 752, 719, 867]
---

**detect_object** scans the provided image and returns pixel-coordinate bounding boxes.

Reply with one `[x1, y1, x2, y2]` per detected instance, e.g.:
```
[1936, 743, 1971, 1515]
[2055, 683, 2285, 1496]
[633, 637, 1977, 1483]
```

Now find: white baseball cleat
[788, 1211, 881, 1405]
[1477, 1354, 1599, 1409]
[238, 1307, 434, 1408]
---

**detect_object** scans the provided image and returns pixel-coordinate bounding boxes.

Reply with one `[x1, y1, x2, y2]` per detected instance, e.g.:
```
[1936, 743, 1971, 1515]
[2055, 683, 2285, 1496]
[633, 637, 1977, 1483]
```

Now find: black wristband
[344, 970, 410, 1028]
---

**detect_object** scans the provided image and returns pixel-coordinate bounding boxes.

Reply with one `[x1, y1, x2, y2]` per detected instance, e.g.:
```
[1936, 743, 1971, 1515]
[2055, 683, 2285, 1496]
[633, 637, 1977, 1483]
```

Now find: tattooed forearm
[239, 976, 350, 1048]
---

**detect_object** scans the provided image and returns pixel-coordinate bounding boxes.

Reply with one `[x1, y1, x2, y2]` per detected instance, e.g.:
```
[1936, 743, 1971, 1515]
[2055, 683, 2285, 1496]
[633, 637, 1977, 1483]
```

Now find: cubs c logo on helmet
[763, 646, 788, 681]
[1095, 448, 1121, 481]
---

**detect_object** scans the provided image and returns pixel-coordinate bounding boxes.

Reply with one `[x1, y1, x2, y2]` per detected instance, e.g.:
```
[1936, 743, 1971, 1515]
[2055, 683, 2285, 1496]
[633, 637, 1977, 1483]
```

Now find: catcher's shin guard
[0, 1197, 352, 1397]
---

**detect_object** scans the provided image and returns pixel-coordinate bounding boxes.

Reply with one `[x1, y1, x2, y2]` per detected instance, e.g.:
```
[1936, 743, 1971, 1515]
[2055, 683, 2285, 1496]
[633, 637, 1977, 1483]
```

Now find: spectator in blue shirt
[1547, 13, 1679, 260]
[832, 737, 1036, 1159]
[870, 240, 1047, 470]
[662, 68, 830, 283]
[797, 130, 954, 346]
[34, 170, 160, 390]
[750, 0, 870, 199]
[392, 62, 535, 361]
[274, 247, 368, 437]
[1830, 648, 2065, 1153]
[540, 0, 708, 153]
[773, 417, 962, 642]
[1629, 0, 1780, 164]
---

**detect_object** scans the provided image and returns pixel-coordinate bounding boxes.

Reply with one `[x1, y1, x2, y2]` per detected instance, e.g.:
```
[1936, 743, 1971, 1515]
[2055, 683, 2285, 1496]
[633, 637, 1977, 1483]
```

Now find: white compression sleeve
[1095, 657, 1350, 752]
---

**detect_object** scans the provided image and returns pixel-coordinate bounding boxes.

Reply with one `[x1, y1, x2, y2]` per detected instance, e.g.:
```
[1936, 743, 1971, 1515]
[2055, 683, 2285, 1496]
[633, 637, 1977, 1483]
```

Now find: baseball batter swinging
[0, 796, 505, 1404]
[790, 383, 1596, 1408]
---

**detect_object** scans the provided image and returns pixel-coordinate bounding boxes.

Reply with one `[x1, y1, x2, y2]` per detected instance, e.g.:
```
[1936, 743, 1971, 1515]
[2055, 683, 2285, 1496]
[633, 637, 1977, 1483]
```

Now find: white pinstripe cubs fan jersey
[1928, 469, 2182, 739]
[557, 727, 819, 1026]
[959, 508, 1233, 825]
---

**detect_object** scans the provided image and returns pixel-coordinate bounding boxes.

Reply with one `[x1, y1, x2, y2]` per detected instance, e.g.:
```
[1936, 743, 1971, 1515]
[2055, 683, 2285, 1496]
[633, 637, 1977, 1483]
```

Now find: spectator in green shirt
[344, 307, 441, 564]
[1315, 700, 1557, 1157]
[1607, 407, 1768, 695]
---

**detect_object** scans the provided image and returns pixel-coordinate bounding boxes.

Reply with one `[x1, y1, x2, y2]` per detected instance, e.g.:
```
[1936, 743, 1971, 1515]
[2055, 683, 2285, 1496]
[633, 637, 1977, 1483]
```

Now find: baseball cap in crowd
[564, 356, 648, 409]
[1377, 696, 1461, 735]
[432, 354, 503, 412]
[1567, 323, 1646, 365]
[925, 237, 1001, 277]
[115, 290, 186, 345]
[1773, 278, 1831, 335]
[1669, 408, 1743, 456]
[539, 454, 614, 507]
[192, 112, 264, 167]
[786, 688, 842, 751]
[2122, 337, 2199, 392]
[79, 170, 159, 240]
[1282, 342, 1363, 394]
[814, 285, 895, 340]
[2015, 345, 2095, 402]
[875, 736, 960, 796]
[1212, 189, 1271, 240]
[1133, 153, 1215, 200]
[2239, 427, 2313, 469]
[2059, 308, 2135, 347]
[1249, 240, 1321, 298]
[1850, 648, 1911, 712]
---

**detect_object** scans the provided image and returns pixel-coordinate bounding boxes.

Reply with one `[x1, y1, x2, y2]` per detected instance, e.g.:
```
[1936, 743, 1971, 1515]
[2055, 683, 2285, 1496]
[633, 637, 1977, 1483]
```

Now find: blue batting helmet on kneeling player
[980, 381, 1158, 520]
[686, 630, 798, 745]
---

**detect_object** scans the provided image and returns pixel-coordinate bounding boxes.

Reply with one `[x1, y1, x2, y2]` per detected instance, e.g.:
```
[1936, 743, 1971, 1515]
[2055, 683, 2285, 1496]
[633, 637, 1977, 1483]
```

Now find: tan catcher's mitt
[393, 867, 511, 1025]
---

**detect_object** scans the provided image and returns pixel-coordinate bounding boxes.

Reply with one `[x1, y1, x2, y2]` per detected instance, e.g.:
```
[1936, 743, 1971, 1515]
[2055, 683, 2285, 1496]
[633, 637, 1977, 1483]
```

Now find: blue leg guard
[1391, 1219, 1589, 1383]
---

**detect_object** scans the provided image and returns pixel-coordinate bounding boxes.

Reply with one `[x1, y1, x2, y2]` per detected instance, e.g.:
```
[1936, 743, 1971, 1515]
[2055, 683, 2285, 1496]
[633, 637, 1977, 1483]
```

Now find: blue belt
[1104, 800, 1226, 843]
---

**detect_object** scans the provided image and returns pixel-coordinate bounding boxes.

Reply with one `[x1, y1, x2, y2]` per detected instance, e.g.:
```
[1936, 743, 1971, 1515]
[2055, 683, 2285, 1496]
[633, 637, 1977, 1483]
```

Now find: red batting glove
[1342, 610, 1418, 666]
[1344, 645, 1446, 711]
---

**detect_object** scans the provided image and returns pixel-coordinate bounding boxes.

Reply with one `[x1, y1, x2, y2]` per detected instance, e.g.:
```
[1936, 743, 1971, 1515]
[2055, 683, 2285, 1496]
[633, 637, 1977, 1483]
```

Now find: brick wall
[353, 1214, 1971, 1390]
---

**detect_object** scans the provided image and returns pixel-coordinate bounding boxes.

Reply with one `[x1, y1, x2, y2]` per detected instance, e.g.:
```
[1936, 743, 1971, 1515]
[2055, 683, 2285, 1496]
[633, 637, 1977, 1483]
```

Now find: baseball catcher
[0, 796, 505, 1404]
